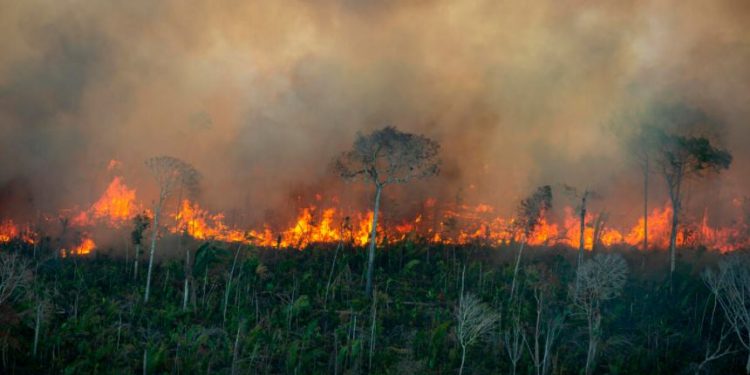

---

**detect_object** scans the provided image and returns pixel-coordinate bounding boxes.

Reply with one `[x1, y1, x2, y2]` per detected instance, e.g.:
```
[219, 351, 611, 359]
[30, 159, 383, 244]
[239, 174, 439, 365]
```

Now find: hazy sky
[1, 0, 749, 226]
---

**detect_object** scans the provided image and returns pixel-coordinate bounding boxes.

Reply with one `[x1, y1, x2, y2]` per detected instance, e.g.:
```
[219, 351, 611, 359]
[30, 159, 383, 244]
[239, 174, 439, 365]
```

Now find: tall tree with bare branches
[573, 253, 629, 375]
[143, 156, 200, 303]
[333, 126, 440, 297]
[455, 293, 499, 375]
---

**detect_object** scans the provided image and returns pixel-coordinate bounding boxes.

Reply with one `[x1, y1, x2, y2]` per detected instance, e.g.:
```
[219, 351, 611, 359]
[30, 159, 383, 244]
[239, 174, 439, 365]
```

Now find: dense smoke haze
[1, 0, 749, 228]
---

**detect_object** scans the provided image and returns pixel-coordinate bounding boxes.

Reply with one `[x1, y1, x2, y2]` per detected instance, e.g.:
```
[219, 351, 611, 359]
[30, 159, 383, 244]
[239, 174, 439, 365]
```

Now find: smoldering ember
[2, 1, 750, 374]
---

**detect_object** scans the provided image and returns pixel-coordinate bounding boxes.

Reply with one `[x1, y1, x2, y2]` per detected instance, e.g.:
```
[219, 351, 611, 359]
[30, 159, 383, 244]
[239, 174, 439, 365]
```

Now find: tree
[627, 124, 661, 251]
[131, 213, 150, 281]
[704, 255, 750, 374]
[654, 130, 731, 274]
[143, 156, 200, 303]
[333, 126, 440, 297]
[573, 253, 628, 375]
[0, 252, 31, 307]
[524, 265, 564, 375]
[455, 293, 499, 375]
[563, 185, 598, 270]
[502, 314, 524, 375]
[509, 185, 552, 301]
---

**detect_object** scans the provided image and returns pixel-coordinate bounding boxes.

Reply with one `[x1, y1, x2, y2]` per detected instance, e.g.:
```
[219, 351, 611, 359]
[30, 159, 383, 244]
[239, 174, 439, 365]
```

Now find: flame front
[2, 174, 749, 255]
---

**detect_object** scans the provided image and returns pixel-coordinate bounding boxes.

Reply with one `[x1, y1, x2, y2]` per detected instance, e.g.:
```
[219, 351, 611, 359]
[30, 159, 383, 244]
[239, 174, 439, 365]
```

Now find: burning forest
[2, 164, 749, 255]
[3, 1, 750, 374]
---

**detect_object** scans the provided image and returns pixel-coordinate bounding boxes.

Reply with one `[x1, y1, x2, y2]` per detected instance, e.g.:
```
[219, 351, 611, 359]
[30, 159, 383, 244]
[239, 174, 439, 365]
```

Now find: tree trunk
[585, 310, 600, 375]
[324, 241, 342, 309]
[144, 197, 163, 303]
[365, 185, 382, 298]
[33, 301, 41, 356]
[143, 348, 148, 375]
[459, 345, 466, 375]
[183, 245, 190, 311]
[578, 195, 587, 269]
[133, 244, 140, 281]
[534, 293, 542, 375]
[231, 320, 244, 375]
[510, 239, 526, 301]
[585, 336, 597, 375]
[669, 196, 680, 275]
[224, 244, 241, 324]
[643, 161, 649, 251]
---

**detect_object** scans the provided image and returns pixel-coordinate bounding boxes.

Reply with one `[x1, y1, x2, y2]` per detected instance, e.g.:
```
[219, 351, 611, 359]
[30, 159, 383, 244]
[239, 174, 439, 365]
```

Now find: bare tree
[334, 126, 440, 297]
[143, 156, 200, 303]
[704, 255, 750, 374]
[0, 252, 31, 307]
[510, 185, 552, 301]
[524, 280, 564, 375]
[455, 293, 499, 375]
[692, 324, 736, 375]
[573, 253, 628, 375]
[653, 130, 731, 274]
[503, 314, 524, 375]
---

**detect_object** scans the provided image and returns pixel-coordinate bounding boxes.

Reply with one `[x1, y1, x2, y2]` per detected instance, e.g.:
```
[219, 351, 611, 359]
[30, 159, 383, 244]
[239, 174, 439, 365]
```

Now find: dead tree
[591, 213, 607, 253]
[573, 253, 628, 375]
[693, 324, 735, 375]
[333, 126, 440, 297]
[563, 186, 598, 270]
[0, 252, 31, 307]
[509, 185, 552, 301]
[143, 156, 200, 303]
[524, 272, 564, 375]
[704, 255, 750, 374]
[653, 130, 731, 274]
[455, 293, 499, 375]
[503, 314, 524, 375]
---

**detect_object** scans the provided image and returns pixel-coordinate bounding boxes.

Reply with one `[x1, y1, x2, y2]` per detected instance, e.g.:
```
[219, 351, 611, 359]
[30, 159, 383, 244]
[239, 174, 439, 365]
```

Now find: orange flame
[73, 176, 140, 227]
[3, 170, 749, 255]
[62, 236, 96, 257]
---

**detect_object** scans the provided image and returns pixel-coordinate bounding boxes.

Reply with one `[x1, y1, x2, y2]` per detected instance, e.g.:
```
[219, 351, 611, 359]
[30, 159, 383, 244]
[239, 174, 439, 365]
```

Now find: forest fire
[72, 176, 142, 227]
[0, 220, 36, 245]
[1, 175, 748, 255]
[61, 236, 96, 257]
[0, 220, 20, 243]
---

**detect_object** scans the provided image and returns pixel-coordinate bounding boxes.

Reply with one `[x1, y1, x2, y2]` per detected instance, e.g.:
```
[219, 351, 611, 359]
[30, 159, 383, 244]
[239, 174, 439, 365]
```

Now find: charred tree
[564, 186, 597, 270]
[333, 126, 440, 298]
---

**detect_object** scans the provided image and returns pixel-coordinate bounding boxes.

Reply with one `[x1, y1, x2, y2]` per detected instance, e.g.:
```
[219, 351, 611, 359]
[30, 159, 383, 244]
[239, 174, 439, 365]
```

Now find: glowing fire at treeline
[0, 175, 748, 254]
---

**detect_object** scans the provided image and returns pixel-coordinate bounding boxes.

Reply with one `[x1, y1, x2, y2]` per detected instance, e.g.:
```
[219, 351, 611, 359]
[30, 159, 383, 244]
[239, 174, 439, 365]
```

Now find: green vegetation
[0, 239, 746, 374]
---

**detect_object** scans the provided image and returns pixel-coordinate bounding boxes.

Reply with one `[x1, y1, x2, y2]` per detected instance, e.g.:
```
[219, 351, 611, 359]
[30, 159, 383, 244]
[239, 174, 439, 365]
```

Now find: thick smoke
[1, 0, 749, 227]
